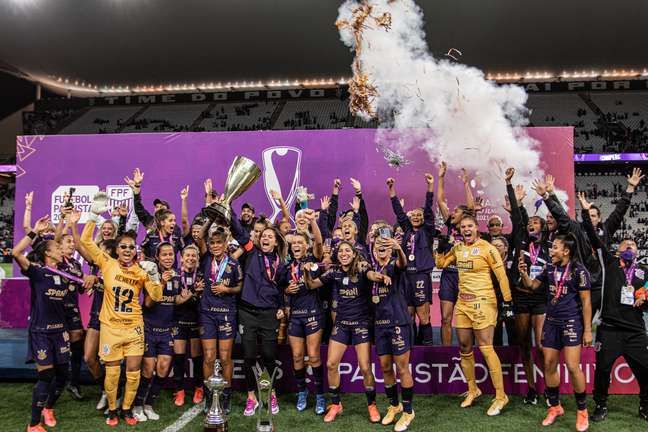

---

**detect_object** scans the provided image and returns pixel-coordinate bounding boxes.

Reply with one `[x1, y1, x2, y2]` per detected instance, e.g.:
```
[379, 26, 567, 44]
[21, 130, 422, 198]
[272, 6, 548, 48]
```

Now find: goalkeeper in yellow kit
[80, 192, 163, 427]
[436, 214, 514, 416]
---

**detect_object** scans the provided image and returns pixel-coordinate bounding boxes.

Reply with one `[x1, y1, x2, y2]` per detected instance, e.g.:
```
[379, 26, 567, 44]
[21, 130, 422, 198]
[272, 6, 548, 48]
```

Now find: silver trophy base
[256, 420, 274, 432]
[202, 202, 232, 225]
[204, 423, 228, 432]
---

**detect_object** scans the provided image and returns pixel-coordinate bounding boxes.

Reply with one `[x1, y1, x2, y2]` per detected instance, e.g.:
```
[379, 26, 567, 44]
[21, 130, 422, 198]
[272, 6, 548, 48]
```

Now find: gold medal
[409, 254, 415, 261]
[372, 295, 380, 304]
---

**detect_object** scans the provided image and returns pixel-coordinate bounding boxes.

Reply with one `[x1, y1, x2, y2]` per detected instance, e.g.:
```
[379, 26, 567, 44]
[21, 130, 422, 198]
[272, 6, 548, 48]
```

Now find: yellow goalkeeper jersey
[436, 239, 511, 301]
[81, 221, 162, 329]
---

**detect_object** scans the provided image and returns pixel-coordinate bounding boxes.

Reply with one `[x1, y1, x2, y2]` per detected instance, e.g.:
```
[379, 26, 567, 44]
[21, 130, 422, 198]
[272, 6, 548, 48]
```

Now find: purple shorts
[173, 323, 200, 341]
[330, 321, 371, 346]
[288, 315, 323, 338]
[144, 328, 174, 357]
[375, 325, 412, 357]
[199, 313, 236, 341]
[542, 317, 583, 350]
[27, 331, 71, 366]
[64, 307, 84, 331]
[405, 272, 432, 306]
[439, 268, 459, 303]
[88, 313, 100, 331]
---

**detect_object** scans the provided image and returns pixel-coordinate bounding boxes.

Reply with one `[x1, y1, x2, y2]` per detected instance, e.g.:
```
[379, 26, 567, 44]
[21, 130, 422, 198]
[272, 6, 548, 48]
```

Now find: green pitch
[0, 383, 644, 431]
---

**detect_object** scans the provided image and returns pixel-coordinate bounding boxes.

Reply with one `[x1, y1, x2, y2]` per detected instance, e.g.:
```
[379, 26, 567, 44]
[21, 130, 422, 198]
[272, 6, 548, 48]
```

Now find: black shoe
[523, 389, 538, 405]
[590, 404, 608, 422]
[640, 404, 648, 421]
[67, 384, 84, 401]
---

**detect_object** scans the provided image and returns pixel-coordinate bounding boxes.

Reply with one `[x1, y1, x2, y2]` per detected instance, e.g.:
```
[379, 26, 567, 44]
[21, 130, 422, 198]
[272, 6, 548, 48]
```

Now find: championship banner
[11, 128, 574, 327]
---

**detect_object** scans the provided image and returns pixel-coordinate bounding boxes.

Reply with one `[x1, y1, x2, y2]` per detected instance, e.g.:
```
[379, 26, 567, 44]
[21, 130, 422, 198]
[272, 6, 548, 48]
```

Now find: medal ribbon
[211, 256, 229, 284]
[552, 262, 570, 304]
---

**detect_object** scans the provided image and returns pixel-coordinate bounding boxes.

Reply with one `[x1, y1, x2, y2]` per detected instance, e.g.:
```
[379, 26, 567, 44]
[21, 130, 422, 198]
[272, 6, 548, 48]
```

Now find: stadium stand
[59, 106, 142, 134]
[199, 101, 279, 131]
[119, 103, 209, 133]
[26, 89, 648, 155]
[576, 170, 648, 257]
[274, 99, 350, 130]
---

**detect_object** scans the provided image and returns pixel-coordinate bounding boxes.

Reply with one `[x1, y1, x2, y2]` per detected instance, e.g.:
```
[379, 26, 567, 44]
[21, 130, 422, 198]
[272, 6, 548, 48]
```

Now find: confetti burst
[377, 144, 411, 169]
[336, 1, 394, 118]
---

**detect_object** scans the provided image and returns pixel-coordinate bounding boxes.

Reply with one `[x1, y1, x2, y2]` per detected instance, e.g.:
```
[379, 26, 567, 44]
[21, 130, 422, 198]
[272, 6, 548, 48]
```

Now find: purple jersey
[285, 255, 322, 317]
[59, 257, 83, 310]
[320, 263, 371, 323]
[24, 264, 68, 333]
[199, 254, 242, 314]
[372, 259, 411, 327]
[391, 192, 437, 273]
[141, 229, 185, 263]
[143, 274, 179, 330]
[173, 269, 203, 326]
[536, 262, 590, 320]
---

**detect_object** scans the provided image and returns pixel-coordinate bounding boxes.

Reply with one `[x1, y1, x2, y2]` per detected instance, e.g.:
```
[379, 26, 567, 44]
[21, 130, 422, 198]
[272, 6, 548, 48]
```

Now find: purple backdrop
[9, 128, 574, 328]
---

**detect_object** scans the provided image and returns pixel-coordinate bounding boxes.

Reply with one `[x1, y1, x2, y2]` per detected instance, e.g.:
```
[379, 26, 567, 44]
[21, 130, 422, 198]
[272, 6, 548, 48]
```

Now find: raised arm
[80, 192, 112, 268]
[22, 191, 33, 233]
[68, 210, 94, 263]
[461, 168, 475, 211]
[387, 178, 412, 231]
[318, 195, 331, 240]
[350, 178, 369, 242]
[423, 173, 436, 236]
[436, 161, 450, 221]
[180, 185, 190, 237]
[124, 168, 154, 228]
[579, 192, 610, 262]
[229, 207, 252, 251]
[308, 210, 324, 260]
[54, 207, 70, 243]
[271, 189, 292, 227]
[12, 215, 50, 271]
[327, 178, 340, 232]
[604, 168, 643, 237]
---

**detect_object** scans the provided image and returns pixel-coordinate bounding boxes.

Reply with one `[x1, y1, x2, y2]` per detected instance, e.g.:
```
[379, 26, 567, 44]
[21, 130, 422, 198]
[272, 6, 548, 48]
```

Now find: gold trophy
[204, 360, 228, 432]
[203, 156, 262, 224]
[255, 368, 278, 432]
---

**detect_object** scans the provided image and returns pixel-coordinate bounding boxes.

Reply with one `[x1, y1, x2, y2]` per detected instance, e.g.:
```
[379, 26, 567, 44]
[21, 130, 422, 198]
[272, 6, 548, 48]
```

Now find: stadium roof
[1, 0, 646, 92]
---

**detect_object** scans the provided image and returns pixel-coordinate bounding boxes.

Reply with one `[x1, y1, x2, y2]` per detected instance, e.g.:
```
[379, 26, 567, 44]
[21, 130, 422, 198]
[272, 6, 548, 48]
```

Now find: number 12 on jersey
[112, 286, 134, 313]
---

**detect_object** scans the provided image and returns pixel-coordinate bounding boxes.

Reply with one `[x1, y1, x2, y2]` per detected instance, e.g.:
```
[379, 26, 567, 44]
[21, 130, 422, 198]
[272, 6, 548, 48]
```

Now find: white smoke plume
[337, 0, 568, 215]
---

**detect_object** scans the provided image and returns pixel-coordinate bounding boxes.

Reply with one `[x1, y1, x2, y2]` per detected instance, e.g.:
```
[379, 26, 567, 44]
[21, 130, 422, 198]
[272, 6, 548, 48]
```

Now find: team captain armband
[243, 240, 254, 252]
[635, 287, 646, 300]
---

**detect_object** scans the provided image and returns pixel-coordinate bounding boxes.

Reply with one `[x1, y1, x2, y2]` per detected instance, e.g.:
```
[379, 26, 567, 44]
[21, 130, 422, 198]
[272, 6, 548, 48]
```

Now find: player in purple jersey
[57, 233, 87, 401]
[520, 233, 592, 432]
[171, 245, 206, 407]
[304, 241, 391, 424]
[133, 243, 180, 422]
[229, 203, 288, 417]
[387, 173, 437, 346]
[284, 222, 326, 415]
[503, 167, 548, 404]
[198, 230, 242, 415]
[14, 215, 71, 432]
[370, 230, 416, 432]
[436, 162, 475, 346]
